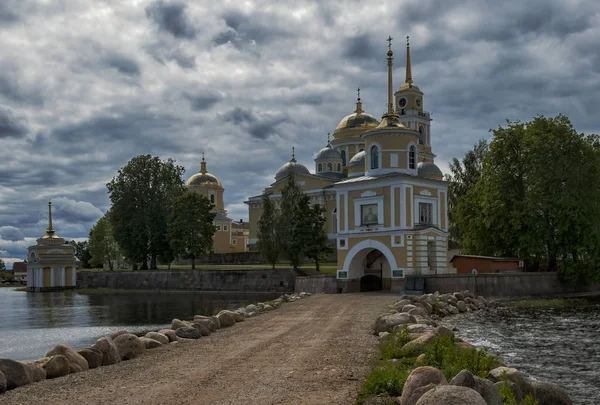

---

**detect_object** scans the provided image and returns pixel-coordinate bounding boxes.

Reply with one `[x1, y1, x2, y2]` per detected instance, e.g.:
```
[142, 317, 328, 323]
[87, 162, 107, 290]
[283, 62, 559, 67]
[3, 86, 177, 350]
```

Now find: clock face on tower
[398, 97, 407, 108]
[416, 98, 421, 107]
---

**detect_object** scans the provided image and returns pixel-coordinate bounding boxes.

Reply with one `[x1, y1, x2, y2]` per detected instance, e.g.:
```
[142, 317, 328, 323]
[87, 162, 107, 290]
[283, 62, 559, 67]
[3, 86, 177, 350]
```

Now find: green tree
[256, 193, 280, 269]
[167, 191, 216, 269]
[304, 203, 333, 271]
[277, 175, 308, 269]
[70, 240, 92, 268]
[89, 215, 122, 270]
[0, 259, 6, 272]
[107, 155, 185, 270]
[452, 115, 600, 283]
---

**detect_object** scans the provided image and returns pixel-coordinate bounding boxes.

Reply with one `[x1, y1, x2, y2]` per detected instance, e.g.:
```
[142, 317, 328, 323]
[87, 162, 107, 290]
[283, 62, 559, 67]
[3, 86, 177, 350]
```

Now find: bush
[357, 361, 410, 404]
[497, 377, 539, 405]
[379, 326, 413, 360]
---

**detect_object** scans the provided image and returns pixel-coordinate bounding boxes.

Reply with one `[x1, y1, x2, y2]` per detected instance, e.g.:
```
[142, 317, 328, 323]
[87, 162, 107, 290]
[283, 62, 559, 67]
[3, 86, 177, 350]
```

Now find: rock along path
[2, 293, 395, 405]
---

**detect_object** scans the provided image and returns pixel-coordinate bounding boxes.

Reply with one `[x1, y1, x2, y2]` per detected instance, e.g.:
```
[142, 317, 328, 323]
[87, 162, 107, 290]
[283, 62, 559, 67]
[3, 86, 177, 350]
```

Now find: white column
[400, 186, 406, 228]
[72, 268, 76, 286]
[36, 268, 42, 288]
[50, 267, 55, 286]
[61, 268, 66, 287]
[27, 268, 32, 288]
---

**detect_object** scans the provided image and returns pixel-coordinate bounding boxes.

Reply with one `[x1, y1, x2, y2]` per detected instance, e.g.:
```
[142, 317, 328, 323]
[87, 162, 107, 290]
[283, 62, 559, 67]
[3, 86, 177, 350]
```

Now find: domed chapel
[245, 37, 449, 293]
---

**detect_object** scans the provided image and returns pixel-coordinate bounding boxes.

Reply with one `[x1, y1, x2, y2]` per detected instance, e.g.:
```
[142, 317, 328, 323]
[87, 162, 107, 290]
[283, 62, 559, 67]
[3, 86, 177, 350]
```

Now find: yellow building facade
[246, 38, 450, 292]
[186, 156, 248, 253]
[27, 201, 78, 291]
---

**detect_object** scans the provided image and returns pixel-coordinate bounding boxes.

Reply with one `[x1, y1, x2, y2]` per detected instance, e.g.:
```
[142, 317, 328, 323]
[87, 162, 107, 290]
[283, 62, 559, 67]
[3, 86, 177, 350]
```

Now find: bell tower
[394, 37, 434, 160]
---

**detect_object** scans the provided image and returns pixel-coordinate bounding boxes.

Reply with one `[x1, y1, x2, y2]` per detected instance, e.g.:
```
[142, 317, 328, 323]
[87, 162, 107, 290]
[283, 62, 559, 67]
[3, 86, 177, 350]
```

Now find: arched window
[370, 146, 379, 169]
[337, 163, 341, 172]
[418, 126, 425, 145]
[409, 146, 416, 169]
[318, 163, 322, 172]
[210, 194, 215, 204]
[333, 208, 337, 233]
[327, 162, 332, 171]
[341, 150, 346, 166]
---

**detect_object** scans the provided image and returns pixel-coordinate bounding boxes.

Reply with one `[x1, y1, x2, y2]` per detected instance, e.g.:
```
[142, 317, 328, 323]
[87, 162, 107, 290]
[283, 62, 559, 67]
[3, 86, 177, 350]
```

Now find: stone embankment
[0, 292, 311, 395]
[368, 290, 573, 405]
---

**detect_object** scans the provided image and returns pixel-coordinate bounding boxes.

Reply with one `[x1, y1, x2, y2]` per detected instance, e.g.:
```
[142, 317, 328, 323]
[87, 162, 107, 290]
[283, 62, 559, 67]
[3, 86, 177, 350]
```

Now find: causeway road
[2, 293, 395, 405]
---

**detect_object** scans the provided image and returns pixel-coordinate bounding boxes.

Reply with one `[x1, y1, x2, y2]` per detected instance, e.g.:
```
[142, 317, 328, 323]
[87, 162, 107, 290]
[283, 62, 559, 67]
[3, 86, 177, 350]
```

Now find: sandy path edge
[1, 293, 396, 405]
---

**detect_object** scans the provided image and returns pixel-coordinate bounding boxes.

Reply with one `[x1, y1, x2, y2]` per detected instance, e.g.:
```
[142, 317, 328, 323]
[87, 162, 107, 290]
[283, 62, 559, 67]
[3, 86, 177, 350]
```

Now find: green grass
[357, 326, 504, 404]
[509, 298, 584, 309]
[0, 284, 25, 288]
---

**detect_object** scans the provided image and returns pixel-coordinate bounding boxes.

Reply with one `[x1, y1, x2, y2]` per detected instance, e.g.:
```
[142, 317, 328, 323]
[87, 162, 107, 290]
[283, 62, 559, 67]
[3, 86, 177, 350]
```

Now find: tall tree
[70, 240, 92, 268]
[452, 115, 600, 283]
[107, 155, 185, 270]
[89, 215, 122, 270]
[304, 203, 333, 271]
[277, 175, 307, 269]
[167, 191, 216, 269]
[0, 259, 6, 272]
[256, 193, 280, 269]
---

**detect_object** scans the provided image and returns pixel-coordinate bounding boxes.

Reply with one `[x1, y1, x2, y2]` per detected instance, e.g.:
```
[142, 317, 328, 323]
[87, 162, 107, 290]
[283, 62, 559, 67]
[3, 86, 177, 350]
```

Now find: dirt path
[2, 293, 395, 405]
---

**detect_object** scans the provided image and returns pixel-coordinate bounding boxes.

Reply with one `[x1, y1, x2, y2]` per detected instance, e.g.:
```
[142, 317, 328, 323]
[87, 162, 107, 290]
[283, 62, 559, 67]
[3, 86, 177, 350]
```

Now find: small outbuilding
[27, 201, 77, 291]
[450, 254, 523, 274]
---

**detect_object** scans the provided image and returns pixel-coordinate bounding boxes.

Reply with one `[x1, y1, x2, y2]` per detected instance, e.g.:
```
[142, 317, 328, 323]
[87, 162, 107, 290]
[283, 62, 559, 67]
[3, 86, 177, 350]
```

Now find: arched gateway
[343, 239, 398, 292]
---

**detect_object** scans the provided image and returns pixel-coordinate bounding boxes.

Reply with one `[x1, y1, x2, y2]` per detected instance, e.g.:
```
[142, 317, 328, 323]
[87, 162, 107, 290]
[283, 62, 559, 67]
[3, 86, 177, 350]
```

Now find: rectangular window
[224, 225, 228, 231]
[427, 241, 435, 269]
[419, 202, 433, 224]
[216, 225, 221, 231]
[361, 203, 378, 225]
[232, 239, 237, 245]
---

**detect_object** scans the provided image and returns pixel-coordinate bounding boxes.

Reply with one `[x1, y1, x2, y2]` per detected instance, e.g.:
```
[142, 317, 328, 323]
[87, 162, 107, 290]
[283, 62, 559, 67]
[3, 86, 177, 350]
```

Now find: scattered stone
[107, 330, 128, 340]
[447, 305, 460, 315]
[406, 324, 434, 334]
[22, 362, 46, 383]
[171, 318, 190, 330]
[36, 355, 70, 378]
[92, 337, 121, 366]
[46, 344, 89, 373]
[263, 305, 275, 311]
[191, 322, 211, 336]
[408, 307, 428, 317]
[530, 380, 573, 405]
[450, 369, 502, 405]
[415, 385, 487, 405]
[488, 367, 535, 398]
[454, 292, 465, 301]
[216, 311, 235, 328]
[211, 315, 221, 329]
[0, 369, 6, 393]
[374, 313, 415, 335]
[159, 329, 178, 342]
[402, 304, 417, 313]
[145, 332, 169, 345]
[434, 326, 453, 338]
[393, 299, 412, 309]
[456, 301, 467, 312]
[246, 304, 259, 314]
[379, 332, 391, 342]
[401, 366, 448, 405]
[421, 302, 433, 314]
[176, 327, 201, 340]
[0, 359, 32, 390]
[494, 381, 523, 404]
[401, 333, 437, 353]
[415, 354, 426, 366]
[219, 310, 245, 322]
[140, 337, 162, 349]
[77, 348, 103, 369]
[113, 334, 145, 360]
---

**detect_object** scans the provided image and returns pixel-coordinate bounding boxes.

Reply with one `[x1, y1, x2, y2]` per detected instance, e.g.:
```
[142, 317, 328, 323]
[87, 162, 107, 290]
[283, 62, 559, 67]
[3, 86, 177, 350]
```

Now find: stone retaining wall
[419, 272, 600, 297]
[294, 275, 339, 294]
[77, 269, 297, 293]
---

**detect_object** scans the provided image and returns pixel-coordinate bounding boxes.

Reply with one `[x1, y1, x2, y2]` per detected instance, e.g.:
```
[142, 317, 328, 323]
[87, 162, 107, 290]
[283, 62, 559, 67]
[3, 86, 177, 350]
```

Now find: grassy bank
[358, 327, 537, 404]
[509, 297, 586, 309]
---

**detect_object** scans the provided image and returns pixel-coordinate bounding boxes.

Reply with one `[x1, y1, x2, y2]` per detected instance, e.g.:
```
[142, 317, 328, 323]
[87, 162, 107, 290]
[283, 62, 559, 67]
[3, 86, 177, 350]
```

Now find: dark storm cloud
[146, 0, 197, 39]
[0, 226, 24, 241]
[0, 73, 45, 106]
[214, 9, 289, 48]
[185, 92, 222, 111]
[222, 107, 291, 140]
[106, 54, 141, 76]
[0, 106, 28, 139]
[0, 2, 20, 23]
[342, 34, 380, 61]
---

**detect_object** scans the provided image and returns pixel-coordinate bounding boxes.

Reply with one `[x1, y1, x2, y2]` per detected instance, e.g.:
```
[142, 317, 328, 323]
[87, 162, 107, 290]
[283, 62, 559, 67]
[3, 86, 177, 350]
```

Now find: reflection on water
[443, 296, 600, 405]
[0, 288, 279, 361]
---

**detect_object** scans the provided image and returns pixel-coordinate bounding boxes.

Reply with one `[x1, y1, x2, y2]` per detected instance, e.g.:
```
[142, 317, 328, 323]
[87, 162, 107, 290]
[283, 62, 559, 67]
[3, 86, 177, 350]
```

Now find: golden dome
[186, 155, 222, 188]
[397, 81, 421, 92]
[334, 90, 380, 132]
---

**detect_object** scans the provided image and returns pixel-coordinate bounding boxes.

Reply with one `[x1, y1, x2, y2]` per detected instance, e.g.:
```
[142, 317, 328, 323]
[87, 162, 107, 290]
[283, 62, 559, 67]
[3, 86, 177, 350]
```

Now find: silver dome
[315, 144, 342, 161]
[275, 160, 310, 181]
[418, 161, 443, 179]
[347, 150, 366, 167]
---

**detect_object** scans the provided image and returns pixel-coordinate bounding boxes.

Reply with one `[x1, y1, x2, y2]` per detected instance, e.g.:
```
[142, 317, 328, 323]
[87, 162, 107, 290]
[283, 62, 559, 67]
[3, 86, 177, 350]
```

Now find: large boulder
[530, 380, 573, 405]
[447, 305, 460, 315]
[374, 313, 415, 334]
[406, 324, 435, 334]
[456, 301, 467, 312]
[139, 337, 162, 349]
[171, 319, 190, 330]
[416, 385, 487, 405]
[158, 329, 178, 342]
[434, 326, 453, 338]
[107, 330, 128, 340]
[450, 369, 502, 405]
[46, 344, 89, 373]
[408, 307, 428, 317]
[176, 327, 201, 339]
[145, 332, 170, 345]
[494, 381, 523, 404]
[402, 304, 417, 313]
[0, 359, 32, 390]
[191, 322, 212, 336]
[113, 334, 145, 360]
[218, 310, 244, 322]
[488, 367, 535, 397]
[77, 348, 103, 369]
[401, 333, 437, 353]
[211, 315, 221, 329]
[193, 317, 218, 332]
[393, 299, 413, 309]
[216, 311, 236, 328]
[23, 362, 46, 382]
[0, 369, 6, 393]
[92, 337, 121, 366]
[401, 366, 447, 405]
[36, 355, 70, 378]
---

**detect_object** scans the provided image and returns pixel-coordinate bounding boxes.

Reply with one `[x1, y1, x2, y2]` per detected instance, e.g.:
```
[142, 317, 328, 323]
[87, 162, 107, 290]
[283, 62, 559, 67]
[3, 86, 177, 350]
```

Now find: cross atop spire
[200, 152, 207, 174]
[386, 35, 394, 114]
[47, 199, 54, 234]
[355, 86, 364, 114]
[387, 35, 393, 51]
[327, 132, 331, 143]
[357, 87, 361, 101]
[406, 35, 410, 47]
[405, 35, 413, 84]
[291, 146, 296, 162]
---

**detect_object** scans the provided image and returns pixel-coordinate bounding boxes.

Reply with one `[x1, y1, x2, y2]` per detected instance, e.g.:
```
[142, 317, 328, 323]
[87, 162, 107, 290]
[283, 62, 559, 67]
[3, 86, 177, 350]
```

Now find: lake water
[443, 296, 600, 405]
[0, 288, 279, 361]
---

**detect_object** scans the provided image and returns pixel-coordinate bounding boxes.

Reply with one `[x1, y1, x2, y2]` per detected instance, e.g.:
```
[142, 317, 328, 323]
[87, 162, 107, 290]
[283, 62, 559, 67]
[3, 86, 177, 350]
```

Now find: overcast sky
[1, 0, 599, 267]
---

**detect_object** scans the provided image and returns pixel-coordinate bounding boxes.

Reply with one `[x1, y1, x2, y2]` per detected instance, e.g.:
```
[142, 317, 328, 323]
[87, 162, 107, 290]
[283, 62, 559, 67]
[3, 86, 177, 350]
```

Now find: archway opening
[353, 248, 389, 291]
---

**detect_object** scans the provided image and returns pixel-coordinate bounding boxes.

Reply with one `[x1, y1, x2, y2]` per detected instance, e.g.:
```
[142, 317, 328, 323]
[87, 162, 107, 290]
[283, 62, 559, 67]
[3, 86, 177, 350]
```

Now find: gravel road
[2, 293, 395, 405]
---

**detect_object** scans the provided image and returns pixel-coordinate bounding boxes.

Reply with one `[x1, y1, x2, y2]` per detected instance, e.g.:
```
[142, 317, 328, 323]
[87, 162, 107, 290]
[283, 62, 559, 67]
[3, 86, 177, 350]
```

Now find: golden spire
[327, 132, 331, 144]
[47, 200, 54, 234]
[386, 35, 394, 114]
[354, 87, 363, 114]
[291, 146, 296, 162]
[405, 35, 413, 84]
[200, 152, 207, 174]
